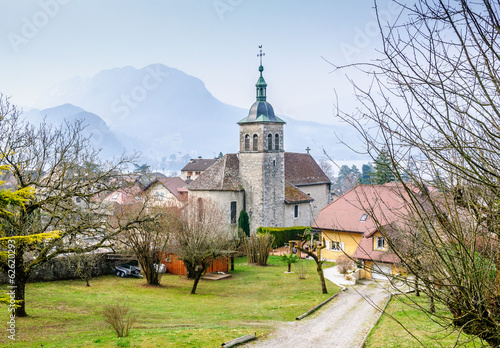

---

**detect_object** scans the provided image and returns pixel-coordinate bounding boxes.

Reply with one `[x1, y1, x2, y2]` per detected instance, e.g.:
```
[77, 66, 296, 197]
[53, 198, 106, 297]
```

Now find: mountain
[33, 64, 364, 168]
[23, 104, 125, 159]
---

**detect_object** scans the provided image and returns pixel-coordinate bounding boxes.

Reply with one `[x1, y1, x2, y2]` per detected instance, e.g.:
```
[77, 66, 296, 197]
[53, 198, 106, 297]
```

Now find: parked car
[115, 263, 141, 278]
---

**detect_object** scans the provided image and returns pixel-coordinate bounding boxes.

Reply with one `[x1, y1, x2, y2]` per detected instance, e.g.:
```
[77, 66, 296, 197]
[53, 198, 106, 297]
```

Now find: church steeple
[238, 46, 285, 125]
[256, 46, 267, 101]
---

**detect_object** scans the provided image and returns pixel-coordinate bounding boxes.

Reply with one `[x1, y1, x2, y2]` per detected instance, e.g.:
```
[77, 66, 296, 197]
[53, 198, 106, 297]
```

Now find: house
[180, 157, 218, 182]
[313, 183, 420, 280]
[103, 185, 143, 206]
[143, 177, 188, 207]
[187, 60, 330, 232]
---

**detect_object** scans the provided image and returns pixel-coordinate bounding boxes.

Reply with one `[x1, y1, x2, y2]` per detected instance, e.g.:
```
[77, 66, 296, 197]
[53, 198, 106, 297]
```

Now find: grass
[0, 256, 337, 347]
[365, 292, 483, 347]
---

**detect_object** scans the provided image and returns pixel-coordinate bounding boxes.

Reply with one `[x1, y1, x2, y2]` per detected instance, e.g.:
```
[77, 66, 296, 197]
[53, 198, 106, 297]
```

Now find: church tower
[238, 47, 286, 231]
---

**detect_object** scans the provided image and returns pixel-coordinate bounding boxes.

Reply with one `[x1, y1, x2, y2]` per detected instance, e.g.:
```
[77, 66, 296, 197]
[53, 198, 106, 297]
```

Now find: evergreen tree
[359, 163, 374, 184]
[373, 151, 394, 184]
[238, 210, 250, 237]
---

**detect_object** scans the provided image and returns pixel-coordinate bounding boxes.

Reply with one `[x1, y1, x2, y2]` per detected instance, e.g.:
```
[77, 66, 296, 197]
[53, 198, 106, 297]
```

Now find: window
[267, 134, 273, 151]
[195, 171, 200, 175]
[376, 236, 386, 250]
[332, 241, 345, 251]
[244, 134, 250, 151]
[230, 201, 237, 224]
[275, 134, 280, 151]
[294, 204, 299, 219]
[325, 240, 345, 252]
[112, 193, 118, 200]
[360, 214, 368, 221]
[156, 192, 164, 201]
[253, 134, 258, 151]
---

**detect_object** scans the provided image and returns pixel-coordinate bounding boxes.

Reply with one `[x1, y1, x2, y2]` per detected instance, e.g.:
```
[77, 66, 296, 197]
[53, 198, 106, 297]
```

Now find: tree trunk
[13, 248, 28, 317]
[191, 272, 202, 294]
[415, 279, 420, 297]
[184, 262, 196, 280]
[316, 262, 328, 294]
[14, 277, 27, 317]
[190, 264, 209, 294]
[230, 255, 234, 271]
[288, 263, 291, 273]
[429, 295, 435, 314]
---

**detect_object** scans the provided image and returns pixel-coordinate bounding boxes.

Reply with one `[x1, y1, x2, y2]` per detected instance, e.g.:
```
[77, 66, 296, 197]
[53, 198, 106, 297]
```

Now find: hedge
[256, 226, 310, 248]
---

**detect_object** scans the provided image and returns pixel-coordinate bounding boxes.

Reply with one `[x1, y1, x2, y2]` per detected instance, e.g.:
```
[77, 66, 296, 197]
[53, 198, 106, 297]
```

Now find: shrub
[256, 226, 309, 248]
[103, 304, 137, 338]
[238, 210, 250, 237]
[280, 253, 299, 272]
[297, 264, 308, 280]
[336, 255, 355, 275]
[243, 233, 274, 266]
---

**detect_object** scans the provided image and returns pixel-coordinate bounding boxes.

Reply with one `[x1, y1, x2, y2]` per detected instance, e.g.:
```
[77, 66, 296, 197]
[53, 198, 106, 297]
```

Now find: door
[371, 262, 392, 280]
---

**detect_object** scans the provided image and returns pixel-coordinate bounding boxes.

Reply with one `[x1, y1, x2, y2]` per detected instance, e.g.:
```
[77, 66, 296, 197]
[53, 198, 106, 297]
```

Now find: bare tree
[333, 1, 500, 345]
[112, 200, 175, 286]
[66, 251, 105, 287]
[173, 198, 236, 294]
[296, 230, 328, 294]
[0, 94, 134, 317]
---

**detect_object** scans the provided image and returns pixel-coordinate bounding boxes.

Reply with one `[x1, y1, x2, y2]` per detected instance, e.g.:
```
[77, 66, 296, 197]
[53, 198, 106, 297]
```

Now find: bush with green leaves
[256, 226, 309, 248]
[280, 253, 299, 273]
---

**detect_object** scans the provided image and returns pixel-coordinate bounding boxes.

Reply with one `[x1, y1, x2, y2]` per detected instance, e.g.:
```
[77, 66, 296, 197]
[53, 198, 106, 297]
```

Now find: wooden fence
[163, 253, 229, 276]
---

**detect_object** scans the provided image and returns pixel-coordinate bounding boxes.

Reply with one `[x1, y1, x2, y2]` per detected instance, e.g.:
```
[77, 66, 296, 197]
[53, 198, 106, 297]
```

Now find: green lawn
[366, 293, 483, 347]
[0, 256, 337, 348]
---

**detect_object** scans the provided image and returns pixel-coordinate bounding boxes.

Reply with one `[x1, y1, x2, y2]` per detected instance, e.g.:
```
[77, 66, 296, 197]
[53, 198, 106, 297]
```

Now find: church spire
[256, 45, 267, 101]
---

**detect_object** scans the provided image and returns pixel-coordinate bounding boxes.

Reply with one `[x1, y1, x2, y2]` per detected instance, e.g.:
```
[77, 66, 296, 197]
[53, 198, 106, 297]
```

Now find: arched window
[253, 134, 258, 151]
[267, 134, 273, 151]
[275, 134, 280, 151]
[244, 134, 250, 151]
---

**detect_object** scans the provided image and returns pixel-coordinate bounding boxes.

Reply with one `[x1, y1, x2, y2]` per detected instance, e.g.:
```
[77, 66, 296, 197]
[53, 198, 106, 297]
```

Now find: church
[187, 55, 331, 232]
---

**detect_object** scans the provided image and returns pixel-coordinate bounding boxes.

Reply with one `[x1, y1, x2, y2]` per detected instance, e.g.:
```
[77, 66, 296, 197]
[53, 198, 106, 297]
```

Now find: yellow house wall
[320, 229, 363, 261]
[364, 261, 373, 279]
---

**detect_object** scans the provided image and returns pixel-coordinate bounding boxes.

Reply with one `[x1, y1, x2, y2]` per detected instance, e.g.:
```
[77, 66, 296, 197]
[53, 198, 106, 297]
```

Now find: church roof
[285, 153, 331, 186]
[238, 101, 286, 124]
[238, 61, 286, 125]
[187, 152, 329, 193]
[181, 158, 218, 172]
[187, 154, 243, 191]
[285, 183, 314, 204]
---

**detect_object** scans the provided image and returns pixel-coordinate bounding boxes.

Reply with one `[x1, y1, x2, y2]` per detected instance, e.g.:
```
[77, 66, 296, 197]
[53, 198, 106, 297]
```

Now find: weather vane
[257, 45, 265, 66]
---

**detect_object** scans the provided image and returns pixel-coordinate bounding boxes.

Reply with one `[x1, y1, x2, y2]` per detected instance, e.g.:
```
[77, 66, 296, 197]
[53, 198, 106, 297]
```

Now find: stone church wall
[188, 190, 245, 234]
[296, 183, 331, 220]
[284, 201, 313, 227]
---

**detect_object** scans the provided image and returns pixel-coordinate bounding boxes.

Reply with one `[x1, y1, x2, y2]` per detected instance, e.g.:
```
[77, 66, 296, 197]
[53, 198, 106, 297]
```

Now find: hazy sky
[0, 0, 398, 125]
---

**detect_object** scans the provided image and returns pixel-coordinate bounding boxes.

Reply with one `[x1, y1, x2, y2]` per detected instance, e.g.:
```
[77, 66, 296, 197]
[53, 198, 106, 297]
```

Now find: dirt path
[245, 280, 391, 348]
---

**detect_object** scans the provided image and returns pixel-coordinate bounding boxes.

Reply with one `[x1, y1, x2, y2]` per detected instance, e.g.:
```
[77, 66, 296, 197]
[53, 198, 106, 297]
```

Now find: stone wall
[239, 123, 286, 232]
[0, 253, 115, 284]
[296, 183, 331, 220]
[188, 190, 245, 234]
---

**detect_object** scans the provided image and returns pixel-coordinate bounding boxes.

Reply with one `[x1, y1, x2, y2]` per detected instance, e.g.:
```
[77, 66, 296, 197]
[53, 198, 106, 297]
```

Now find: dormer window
[376, 236, 386, 250]
[360, 214, 368, 221]
[253, 134, 258, 151]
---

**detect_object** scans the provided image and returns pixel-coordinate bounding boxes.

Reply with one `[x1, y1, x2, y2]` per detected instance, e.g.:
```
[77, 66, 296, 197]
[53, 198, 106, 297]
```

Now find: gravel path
[244, 275, 391, 348]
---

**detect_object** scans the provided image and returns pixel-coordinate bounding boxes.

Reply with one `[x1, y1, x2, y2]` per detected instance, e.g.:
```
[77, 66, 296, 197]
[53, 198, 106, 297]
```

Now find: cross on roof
[257, 45, 265, 66]
[306, 147, 311, 154]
